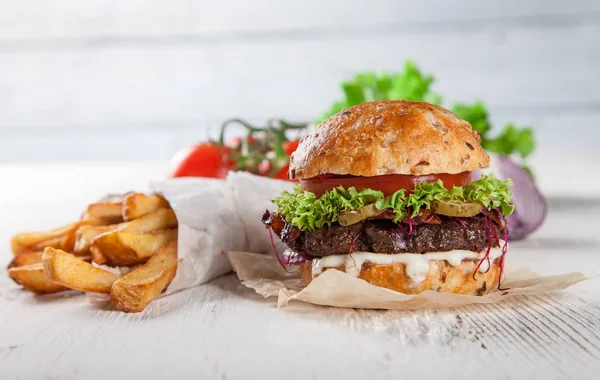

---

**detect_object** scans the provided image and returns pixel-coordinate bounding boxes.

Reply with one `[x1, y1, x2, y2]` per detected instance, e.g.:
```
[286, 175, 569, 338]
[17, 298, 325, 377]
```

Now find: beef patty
[262, 211, 505, 257]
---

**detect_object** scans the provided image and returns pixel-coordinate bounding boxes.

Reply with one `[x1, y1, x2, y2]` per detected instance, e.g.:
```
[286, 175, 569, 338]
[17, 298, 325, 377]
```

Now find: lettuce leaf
[452, 102, 534, 159]
[464, 175, 515, 216]
[451, 101, 491, 137]
[318, 61, 441, 123]
[375, 189, 407, 223]
[272, 186, 384, 231]
[272, 175, 514, 231]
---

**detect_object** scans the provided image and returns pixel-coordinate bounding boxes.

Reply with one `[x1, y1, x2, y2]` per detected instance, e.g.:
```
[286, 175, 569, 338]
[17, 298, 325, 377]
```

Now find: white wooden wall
[0, 0, 598, 163]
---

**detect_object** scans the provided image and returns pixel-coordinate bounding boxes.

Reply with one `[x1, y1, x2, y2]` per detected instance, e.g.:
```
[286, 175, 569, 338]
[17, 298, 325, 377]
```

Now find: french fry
[8, 192, 179, 312]
[96, 193, 128, 204]
[74, 225, 117, 254]
[30, 235, 65, 252]
[74, 209, 177, 255]
[11, 222, 78, 255]
[110, 240, 178, 313]
[43, 248, 119, 294]
[122, 193, 170, 221]
[90, 245, 108, 265]
[7, 251, 43, 269]
[8, 263, 67, 294]
[60, 226, 78, 252]
[91, 229, 178, 266]
[120, 208, 178, 233]
[62, 217, 121, 253]
[82, 202, 123, 224]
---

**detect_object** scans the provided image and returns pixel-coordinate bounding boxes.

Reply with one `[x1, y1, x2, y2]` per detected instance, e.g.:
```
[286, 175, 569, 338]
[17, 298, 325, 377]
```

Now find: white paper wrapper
[229, 251, 588, 310]
[150, 173, 294, 294]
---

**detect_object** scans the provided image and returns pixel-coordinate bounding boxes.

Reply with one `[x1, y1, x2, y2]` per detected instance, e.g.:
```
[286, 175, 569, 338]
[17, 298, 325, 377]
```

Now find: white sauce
[311, 240, 507, 284]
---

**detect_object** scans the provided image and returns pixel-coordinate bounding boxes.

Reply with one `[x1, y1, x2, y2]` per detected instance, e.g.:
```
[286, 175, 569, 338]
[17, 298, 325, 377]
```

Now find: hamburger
[262, 100, 513, 296]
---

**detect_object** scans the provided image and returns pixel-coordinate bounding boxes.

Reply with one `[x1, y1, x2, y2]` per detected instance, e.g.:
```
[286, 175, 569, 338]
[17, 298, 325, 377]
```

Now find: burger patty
[262, 211, 505, 257]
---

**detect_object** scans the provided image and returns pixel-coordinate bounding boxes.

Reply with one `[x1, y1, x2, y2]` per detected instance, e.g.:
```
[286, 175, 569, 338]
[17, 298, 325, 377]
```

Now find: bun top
[289, 100, 490, 179]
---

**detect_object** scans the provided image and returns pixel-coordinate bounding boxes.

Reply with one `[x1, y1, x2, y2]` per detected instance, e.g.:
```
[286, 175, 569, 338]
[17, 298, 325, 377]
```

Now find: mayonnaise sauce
[311, 240, 507, 284]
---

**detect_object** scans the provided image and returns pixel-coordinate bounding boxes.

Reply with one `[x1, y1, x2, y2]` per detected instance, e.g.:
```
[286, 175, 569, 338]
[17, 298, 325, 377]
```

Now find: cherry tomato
[273, 164, 290, 180]
[300, 172, 472, 196]
[282, 139, 301, 156]
[169, 143, 232, 179]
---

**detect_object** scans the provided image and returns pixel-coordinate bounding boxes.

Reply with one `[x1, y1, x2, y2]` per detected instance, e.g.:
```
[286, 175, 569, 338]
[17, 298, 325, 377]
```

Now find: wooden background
[0, 0, 599, 166]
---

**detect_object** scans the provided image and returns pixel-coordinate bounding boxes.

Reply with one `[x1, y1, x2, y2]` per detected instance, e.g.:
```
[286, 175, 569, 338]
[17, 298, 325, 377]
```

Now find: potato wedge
[74, 225, 117, 254]
[11, 222, 78, 255]
[81, 208, 176, 261]
[121, 208, 177, 234]
[110, 240, 178, 313]
[89, 245, 109, 265]
[8, 251, 43, 269]
[96, 193, 128, 204]
[91, 229, 178, 266]
[122, 193, 170, 221]
[60, 226, 78, 252]
[74, 209, 177, 255]
[43, 248, 119, 293]
[83, 202, 123, 224]
[8, 263, 66, 294]
[62, 217, 120, 253]
[30, 235, 65, 252]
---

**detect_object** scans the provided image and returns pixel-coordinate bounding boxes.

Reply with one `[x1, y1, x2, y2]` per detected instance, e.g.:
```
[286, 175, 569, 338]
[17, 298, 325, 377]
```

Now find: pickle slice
[430, 200, 482, 217]
[339, 199, 483, 226]
[338, 203, 380, 226]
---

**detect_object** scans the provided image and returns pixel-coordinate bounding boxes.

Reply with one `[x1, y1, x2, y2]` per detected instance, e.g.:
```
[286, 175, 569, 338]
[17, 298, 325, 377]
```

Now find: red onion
[280, 248, 312, 266]
[474, 155, 547, 240]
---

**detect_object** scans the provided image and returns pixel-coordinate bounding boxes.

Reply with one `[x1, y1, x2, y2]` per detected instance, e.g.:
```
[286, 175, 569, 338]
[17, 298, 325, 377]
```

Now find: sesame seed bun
[289, 100, 490, 180]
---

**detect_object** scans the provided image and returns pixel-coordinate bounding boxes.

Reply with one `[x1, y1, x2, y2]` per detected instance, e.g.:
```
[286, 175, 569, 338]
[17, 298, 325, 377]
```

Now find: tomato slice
[300, 172, 472, 196]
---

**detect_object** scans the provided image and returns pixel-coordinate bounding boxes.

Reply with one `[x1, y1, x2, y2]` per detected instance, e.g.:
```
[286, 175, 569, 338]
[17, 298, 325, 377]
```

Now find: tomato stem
[217, 118, 307, 179]
[219, 118, 258, 145]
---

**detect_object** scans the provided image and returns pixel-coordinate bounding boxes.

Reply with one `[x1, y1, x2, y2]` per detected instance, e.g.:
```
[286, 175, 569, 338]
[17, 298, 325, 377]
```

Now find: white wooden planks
[1, 24, 598, 130]
[0, 274, 599, 379]
[1, 0, 599, 41]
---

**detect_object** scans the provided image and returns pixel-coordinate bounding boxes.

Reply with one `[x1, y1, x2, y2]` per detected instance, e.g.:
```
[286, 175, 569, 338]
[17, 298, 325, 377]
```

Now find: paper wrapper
[229, 251, 587, 310]
[150, 173, 294, 294]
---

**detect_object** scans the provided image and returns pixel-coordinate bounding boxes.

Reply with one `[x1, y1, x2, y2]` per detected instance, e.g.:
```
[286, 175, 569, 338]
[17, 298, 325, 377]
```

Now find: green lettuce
[451, 102, 534, 159]
[272, 186, 384, 231]
[272, 175, 514, 231]
[374, 189, 407, 223]
[464, 175, 515, 216]
[318, 61, 442, 123]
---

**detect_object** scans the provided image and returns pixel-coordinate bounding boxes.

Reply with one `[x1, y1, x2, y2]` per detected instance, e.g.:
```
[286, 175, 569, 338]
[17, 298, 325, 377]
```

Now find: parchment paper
[229, 251, 587, 310]
[151, 172, 294, 294]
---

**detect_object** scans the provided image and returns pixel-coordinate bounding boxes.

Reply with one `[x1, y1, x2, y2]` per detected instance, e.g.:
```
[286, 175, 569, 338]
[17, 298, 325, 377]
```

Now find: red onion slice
[281, 249, 312, 266]
[474, 155, 547, 240]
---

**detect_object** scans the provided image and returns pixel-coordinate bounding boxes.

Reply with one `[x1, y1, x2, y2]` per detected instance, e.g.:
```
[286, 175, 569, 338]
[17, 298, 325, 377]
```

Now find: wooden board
[0, 163, 599, 379]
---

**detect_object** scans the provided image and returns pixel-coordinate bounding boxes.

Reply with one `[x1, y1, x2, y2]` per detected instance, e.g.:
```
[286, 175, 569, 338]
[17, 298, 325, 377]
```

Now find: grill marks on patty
[262, 211, 505, 258]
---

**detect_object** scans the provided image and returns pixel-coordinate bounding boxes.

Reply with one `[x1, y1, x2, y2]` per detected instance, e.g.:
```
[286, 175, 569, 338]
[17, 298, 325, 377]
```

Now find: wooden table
[1, 164, 599, 379]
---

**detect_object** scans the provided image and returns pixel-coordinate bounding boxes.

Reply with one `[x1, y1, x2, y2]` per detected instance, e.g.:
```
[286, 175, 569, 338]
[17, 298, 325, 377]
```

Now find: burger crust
[290, 100, 490, 179]
[299, 258, 500, 296]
